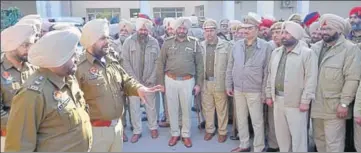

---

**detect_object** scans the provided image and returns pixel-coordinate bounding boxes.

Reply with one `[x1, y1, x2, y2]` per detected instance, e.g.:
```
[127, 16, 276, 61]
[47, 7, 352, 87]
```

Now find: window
[129, 8, 140, 18]
[86, 8, 120, 21]
[153, 7, 184, 18]
[195, 5, 204, 17]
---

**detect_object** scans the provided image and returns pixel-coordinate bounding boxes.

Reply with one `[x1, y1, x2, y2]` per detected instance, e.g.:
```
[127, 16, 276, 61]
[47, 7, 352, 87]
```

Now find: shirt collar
[2, 57, 30, 71]
[39, 68, 66, 90]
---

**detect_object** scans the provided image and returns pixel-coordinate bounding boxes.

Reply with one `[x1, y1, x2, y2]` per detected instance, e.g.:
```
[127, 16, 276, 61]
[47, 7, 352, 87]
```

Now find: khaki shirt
[5, 68, 92, 152]
[156, 36, 204, 87]
[1, 57, 37, 130]
[121, 34, 160, 86]
[355, 83, 361, 118]
[205, 43, 217, 78]
[311, 36, 361, 119]
[266, 42, 318, 108]
[201, 37, 232, 92]
[275, 48, 289, 92]
[244, 40, 257, 63]
[76, 52, 142, 121]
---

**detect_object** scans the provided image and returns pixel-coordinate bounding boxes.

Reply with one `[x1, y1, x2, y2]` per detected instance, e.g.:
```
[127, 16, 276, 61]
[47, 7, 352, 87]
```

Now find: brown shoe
[204, 133, 215, 141]
[130, 134, 142, 143]
[231, 147, 251, 152]
[182, 137, 192, 148]
[159, 122, 170, 127]
[123, 132, 128, 142]
[218, 135, 227, 143]
[150, 129, 159, 139]
[168, 136, 180, 146]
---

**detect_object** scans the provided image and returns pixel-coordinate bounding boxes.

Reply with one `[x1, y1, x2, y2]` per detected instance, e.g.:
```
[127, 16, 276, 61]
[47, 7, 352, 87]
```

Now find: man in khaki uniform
[76, 19, 163, 152]
[355, 83, 361, 152]
[201, 19, 232, 143]
[266, 21, 318, 152]
[5, 28, 93, 152]
[0, 24, 38, 152]
[121, 17, 160, 143]
[311, 14, 361, 152]
[217, 19, 231, 41]
[226, 13, 272, 152]
[309, 22, 322, 45]
[156, 17, 204, 148]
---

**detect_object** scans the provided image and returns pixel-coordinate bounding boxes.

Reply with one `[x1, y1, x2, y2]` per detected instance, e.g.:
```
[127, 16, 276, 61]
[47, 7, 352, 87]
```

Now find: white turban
[17, 19, 42, 34]
[52, 23, 74, 31]
[319, 14, 346, 33]
[172, 17, 192, 30]
[309, 21, 320, 34]
[282, 21, 306, 40]
[28, 28, 81, 68]
[135, 18, 153, 31]
[41, 21, 54, 31]
[80, 19, 109, 49]
[119, 19, 133, 33]
[21, 14, 41, 21]
[1, 24, 37, 52]
[163, 18, 175, 29]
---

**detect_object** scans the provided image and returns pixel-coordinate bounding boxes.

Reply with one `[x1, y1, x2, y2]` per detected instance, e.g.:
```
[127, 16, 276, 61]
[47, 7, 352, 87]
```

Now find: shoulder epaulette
[188, 36, 198, 41]
[164, 36, 175, 41]
[27, 76, 46, 93]
[77, 53, 87, 65]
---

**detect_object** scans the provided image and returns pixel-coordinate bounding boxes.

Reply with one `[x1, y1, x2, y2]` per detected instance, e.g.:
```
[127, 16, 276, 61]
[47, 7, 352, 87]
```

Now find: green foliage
[1, 7, 22, 31]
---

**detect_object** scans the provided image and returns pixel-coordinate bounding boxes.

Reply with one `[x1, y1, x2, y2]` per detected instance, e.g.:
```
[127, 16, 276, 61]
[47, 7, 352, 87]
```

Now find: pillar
[139, 0, 151, 17]
[223, 1, 235, 20]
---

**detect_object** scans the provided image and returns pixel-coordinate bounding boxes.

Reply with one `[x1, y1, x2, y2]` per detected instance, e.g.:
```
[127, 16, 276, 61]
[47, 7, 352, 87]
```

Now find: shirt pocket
[58, 99, 82, 130]
[323, 65, 343, 82]
[322, 91, 341, 114]
[85, 77, 107, 99]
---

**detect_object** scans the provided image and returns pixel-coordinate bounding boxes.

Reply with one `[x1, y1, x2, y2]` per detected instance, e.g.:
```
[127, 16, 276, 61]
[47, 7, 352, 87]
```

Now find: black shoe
[265, 148, 279, 152]
[228, 119, 233, 125]
[191, 107, 200, 112]
[230, 135, 239, 140]
[130, 126, 134, 131]
[200, 121, 205, 129]
[141, 116, 148, 121]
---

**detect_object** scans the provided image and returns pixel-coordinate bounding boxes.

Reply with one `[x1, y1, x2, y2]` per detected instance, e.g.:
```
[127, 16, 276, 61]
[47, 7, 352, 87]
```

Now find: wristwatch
[341, 103, 348, 108]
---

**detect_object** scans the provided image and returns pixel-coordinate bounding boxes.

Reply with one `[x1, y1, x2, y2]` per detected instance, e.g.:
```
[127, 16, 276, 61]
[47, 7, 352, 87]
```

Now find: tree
[1, 7, 22, 31]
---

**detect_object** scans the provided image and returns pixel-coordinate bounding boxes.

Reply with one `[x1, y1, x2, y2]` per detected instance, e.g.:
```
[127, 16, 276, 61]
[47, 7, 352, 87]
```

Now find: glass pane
[153, 8, 160, 12]
[162, 8, 175, 12]
[154, 12, 161, 18]
[163, 12, 176, 17]
[176, 8, 184, 11]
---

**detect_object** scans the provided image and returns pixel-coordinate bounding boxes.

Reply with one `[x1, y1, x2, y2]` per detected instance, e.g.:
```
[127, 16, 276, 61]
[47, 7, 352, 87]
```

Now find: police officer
[5, 28, 92, 152]
[121, 17, 160, 143]
[201, 19, 231, 143]
[156, 17, 204, 148]
[76, 19, 163, 152]
[311, 14, 361, 152]
[0, 24, 38, 152]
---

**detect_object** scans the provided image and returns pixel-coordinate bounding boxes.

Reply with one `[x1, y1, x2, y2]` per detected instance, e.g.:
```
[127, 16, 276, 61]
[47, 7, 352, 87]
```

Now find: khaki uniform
[76, 52, 142, 152]
[156, 36, 204, 137]
[5, 68, 92, 152]
[355, 83, 361, 152]
[121, 34, 160, 134]
[0, 57, 37, 152]
[201, 37, 231, 135]
[310, 36, 361, 152]
[266, 42, 318, 152]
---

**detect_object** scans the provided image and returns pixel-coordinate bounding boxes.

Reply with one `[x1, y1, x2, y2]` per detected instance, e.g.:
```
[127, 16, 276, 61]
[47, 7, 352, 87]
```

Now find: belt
[206, 77, 216, 81]
[0, 130, 6, 136]
[166, 72, 193, 81]
[91, 119, 119, 127]
[275, 90, 285, 96]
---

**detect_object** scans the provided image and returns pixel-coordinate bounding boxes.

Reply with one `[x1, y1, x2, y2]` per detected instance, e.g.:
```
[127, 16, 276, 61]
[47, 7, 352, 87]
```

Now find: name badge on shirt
[185, 47, 195, 52]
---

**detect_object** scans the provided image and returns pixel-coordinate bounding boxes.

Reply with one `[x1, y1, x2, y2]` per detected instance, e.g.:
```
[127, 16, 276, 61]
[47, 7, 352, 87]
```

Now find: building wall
[309, 1, 358, 18]
[273, 0, 298, 21]
[1, 1, 37, 16]
[235, 1, 257, 21]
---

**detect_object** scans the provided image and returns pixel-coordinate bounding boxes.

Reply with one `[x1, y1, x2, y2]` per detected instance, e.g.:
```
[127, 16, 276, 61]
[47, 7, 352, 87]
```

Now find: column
[222, 1, 235, 20]
[297, 0, 310, 18]
[139, 0, 151, 17]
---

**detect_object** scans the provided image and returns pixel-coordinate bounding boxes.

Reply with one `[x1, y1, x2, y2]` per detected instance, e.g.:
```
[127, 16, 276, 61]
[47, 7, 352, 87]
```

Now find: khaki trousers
[129, 93, 158, 134]
[90, 120, 123, 152]
[312, 118, 346, 152]
[266, 106, 278, 149]
[165, 75, 194, 137]
[1, 136, 5, 152]
[234, 91, 265, 152]
[355, 121, 361, 152]
[202, 81, 228, 135]
[274, 96, 308, 152]
[162, 93, 183, 124]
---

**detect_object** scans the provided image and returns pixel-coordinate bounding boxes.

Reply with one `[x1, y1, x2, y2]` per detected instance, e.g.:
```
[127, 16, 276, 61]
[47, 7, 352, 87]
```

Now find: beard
[93, 44, 109, 59]
[351, 21, 361, 31]
[119, 35, 128, 43]
[176, 32, 187, 39]
[311, 37, 322, 43]
[282, 38, 298, 47]
[322, 32, 339, 43]
[138, 33, 148, 41]
[18, 56, 28, 62]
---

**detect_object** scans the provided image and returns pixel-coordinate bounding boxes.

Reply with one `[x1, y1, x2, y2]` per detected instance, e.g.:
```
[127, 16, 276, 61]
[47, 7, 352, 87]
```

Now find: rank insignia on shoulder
[2, 71, 13, 84]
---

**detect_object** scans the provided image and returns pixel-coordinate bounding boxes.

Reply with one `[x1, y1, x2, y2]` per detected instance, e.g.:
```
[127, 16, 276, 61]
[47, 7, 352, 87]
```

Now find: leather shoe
[230, 135, 239, 140]
[123, 132, 128, 142]
[130, 134, 142, 143]
[168, 136, 180, 146]
[159, 122, 170, 128]
[266, 148, 279, 152]
[218, 135, 227, 143]
[231, 147, 251, 152]
[204, 133, 215, 141]
[150, 129, 159, 139]
[182, 137, 192, 148]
